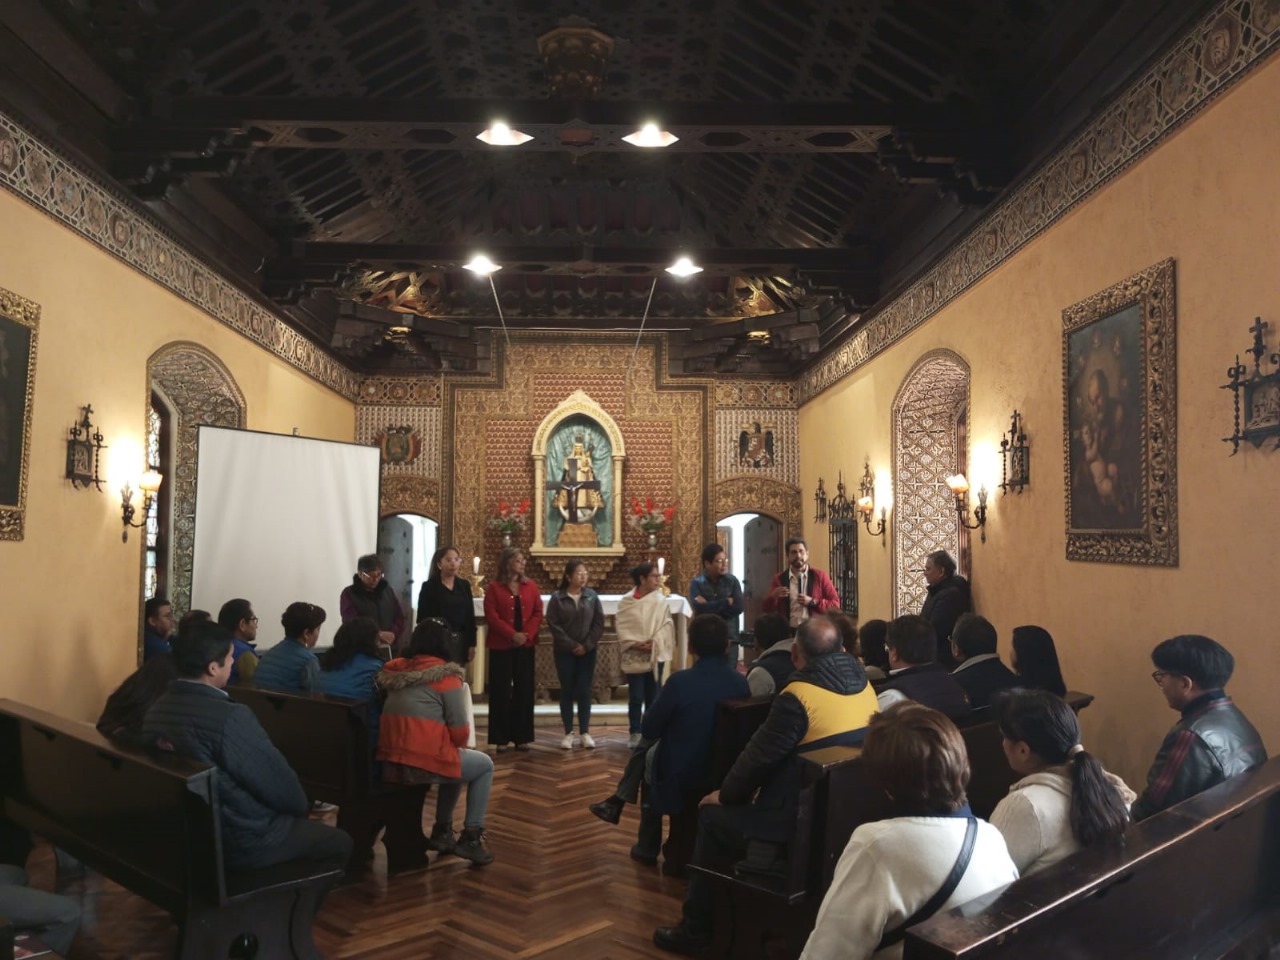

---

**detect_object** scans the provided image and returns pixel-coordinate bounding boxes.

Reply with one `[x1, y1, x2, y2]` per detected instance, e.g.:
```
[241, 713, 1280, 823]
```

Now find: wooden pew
[227, 686, 427, 875]
[694, 689, 1095, 958]
[0, 699, 341, 960]
[904, 756, 1280, 960]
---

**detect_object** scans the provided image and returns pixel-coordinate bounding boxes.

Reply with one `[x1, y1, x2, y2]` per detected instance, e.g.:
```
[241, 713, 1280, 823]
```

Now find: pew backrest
[0, 698, 225, 910]
[229, 685, 373, 802]
[709, 695, 773, 787]
[904, 756, 1280, 960]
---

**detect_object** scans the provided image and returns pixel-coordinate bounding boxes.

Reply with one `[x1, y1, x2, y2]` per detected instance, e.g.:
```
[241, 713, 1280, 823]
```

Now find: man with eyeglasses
[1131, 635, 1266, 821]
[339, 553, 405, 655]
[216, 597, 260, 685]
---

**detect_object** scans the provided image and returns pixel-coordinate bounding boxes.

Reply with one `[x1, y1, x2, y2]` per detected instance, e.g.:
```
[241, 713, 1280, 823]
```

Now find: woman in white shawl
[616, 562, 674, 748]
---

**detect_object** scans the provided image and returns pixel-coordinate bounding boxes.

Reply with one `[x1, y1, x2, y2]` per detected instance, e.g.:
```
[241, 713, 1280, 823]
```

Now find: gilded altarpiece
[445, 335, 709, 593]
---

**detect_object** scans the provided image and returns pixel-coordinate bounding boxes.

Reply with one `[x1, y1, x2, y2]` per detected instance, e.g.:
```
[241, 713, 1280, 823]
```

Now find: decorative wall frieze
[381, 475, 441, 520]
[713, 477, 803, 540]
[356, 405, 442, 479]
[798, 0, 1280, 403]
[0, 112, 359, 400]
[356, 375, 443, 406]
[714, 408, 799, 485]
[715, 380, 798, 409]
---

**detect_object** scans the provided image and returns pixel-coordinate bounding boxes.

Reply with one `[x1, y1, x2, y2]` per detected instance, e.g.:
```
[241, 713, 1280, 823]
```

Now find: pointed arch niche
[147, 342, 246, 614]
[891, 350, 970, 618]
[530, 390, 627, 562]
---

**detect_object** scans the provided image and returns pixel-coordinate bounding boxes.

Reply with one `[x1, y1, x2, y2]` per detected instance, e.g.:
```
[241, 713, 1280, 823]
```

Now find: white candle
[657, 557, 665, 575]
[473, 555, 480, 574]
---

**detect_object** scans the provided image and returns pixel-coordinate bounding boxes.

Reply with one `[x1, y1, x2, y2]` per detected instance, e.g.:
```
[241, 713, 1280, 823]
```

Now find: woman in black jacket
[416, 545, 477, 664]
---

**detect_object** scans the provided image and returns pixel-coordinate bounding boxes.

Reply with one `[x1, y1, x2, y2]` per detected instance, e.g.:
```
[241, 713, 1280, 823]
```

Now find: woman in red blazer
[483, 546, 544, 751]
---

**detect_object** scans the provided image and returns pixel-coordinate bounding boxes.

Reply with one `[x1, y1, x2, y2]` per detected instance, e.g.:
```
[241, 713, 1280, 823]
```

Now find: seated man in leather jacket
[1131, 634, 1266, 821]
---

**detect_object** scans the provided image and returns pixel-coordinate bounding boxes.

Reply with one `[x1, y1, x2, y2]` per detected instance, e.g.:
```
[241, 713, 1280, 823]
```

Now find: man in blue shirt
[688, 543, 745, 668]
[142, 596, 175, 661]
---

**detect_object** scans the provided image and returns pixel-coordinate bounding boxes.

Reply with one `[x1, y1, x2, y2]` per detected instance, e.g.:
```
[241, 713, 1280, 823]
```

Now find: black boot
[589, 795, 624, 825]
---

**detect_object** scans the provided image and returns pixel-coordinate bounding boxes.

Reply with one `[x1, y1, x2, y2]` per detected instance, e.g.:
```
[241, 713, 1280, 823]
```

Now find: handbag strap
[876, 816, 978, 951]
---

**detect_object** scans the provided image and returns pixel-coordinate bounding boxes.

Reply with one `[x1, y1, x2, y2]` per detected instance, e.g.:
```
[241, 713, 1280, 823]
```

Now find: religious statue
[551, 436, 605, 523]
[545, 418, 613, 548]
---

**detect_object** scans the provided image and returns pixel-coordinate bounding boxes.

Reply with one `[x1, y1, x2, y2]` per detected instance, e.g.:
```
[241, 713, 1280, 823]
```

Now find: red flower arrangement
[489, 498, 531, 534]
[629, 497, 676, 534]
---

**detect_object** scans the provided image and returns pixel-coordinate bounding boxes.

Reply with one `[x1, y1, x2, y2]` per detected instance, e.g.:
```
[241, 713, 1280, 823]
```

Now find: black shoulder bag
[876, 816, 978, 951]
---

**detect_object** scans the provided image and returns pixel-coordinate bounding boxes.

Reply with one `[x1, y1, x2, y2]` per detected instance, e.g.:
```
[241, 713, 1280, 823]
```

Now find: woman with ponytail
[990, 689, 1135, 875]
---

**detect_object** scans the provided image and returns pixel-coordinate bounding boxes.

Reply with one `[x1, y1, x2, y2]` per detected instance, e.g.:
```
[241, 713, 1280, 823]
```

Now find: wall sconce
[1222, 316, 1280, 454]
[66, 404, 106, 490]
[813, 477, 827, 523]
[999, 410, 1030, 494]
[945, 473, 988, 543]
[121, 470, 163, 543]
[856, 459, 887, 540]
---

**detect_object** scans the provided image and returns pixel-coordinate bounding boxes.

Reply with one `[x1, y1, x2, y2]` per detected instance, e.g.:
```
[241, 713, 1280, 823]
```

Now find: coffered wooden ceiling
[0, 0, 1215, 375]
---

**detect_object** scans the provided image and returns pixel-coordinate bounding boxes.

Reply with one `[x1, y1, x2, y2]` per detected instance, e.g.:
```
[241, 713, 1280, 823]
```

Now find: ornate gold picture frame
[1062, 258, 1177, 566]
[0, 286, 40, 542]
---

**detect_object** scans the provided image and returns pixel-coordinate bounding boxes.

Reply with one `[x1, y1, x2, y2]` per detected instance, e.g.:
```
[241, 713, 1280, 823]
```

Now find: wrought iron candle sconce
[945, 473, 988, 543]
[856, 459, 888, 541]
[121, 470, 163, 543]
[1222, 316, 1280, 453]
[999, 410, 1030, 494]
[65, 404, 106, 490]
[813, 477, 827, 523]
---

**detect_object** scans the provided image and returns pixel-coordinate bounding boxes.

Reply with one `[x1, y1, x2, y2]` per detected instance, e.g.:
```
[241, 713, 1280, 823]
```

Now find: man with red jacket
[761, 538, 842, 629]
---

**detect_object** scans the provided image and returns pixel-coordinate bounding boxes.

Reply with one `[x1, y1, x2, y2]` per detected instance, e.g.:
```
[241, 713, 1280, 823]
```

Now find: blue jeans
[626, 663, 665, 733]
[554, 648, 597, 734]
[0, 864, 81, 954]
[435, 748, 495, 830]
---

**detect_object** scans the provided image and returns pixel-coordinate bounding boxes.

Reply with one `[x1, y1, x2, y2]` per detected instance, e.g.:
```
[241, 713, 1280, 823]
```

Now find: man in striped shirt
[1131, 635, 1266, 821]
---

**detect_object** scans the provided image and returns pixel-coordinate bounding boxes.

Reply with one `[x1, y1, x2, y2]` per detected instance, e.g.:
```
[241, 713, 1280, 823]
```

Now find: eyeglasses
[1151, 669, 1181, 683]
[246, 616, 259, 624]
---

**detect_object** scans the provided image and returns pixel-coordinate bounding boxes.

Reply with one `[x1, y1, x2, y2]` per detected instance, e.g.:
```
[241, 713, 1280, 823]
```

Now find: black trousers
[488, 646, 535, 746]
[236, 817, 354, 875]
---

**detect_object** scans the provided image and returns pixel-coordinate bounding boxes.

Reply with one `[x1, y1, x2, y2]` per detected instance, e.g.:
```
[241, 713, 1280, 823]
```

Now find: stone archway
[147, 342, 246, 614]
[891, 350, 970, 617]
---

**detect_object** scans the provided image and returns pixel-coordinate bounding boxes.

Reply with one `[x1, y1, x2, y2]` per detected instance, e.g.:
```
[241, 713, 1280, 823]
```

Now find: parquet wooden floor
[34, 723, 691, 959]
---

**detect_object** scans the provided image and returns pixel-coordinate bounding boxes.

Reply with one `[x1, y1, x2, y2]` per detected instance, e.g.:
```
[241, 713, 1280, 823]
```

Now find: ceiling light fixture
[463, 254, 502, 276]
[665, 256, 703, 278]
[476, 122, 533, 146]
[462, 255, 510, 351]
[623, 123, 678, 148]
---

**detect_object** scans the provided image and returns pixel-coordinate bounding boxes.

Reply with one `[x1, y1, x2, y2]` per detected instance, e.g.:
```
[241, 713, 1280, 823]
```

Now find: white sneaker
[581, 733, 596, 749]
[560, 733, 575, 750]
[628, 732, 642, 748]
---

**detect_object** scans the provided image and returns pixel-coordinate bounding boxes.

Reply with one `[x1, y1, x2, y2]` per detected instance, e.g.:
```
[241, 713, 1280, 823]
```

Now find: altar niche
[531, 391, 627, 561]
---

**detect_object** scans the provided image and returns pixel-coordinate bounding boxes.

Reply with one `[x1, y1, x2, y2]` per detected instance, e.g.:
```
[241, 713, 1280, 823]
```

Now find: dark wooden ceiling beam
[274, 243, 875, 276]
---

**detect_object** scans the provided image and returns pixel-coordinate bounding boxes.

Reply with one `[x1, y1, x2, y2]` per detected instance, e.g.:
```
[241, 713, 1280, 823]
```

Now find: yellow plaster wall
[0, 190, 355, 721]
[800, 54, 1280, 786]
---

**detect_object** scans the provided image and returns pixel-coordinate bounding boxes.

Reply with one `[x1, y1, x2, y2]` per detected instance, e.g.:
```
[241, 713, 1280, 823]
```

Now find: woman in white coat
[802, 703, 1019, 960]
[989, 688, 1134, 876]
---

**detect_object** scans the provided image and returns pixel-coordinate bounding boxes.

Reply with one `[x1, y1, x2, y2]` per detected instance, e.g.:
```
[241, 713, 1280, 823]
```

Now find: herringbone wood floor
[37, 723, 689, 959]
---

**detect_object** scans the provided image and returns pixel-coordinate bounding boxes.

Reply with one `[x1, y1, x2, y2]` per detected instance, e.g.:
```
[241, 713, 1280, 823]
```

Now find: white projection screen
[191, 426, 381, 650]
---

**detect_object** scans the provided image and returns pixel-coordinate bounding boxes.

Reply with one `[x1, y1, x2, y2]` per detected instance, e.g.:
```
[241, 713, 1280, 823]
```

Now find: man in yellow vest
[654, 615, 878, 955]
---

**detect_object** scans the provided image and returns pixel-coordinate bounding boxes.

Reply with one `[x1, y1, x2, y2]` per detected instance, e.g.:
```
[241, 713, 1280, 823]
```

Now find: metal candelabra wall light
[945, 473, 988, 543]
[812, 472, 859, 616]
[855, 458, 888, 541]
[65, 404, 106, 490]
[1221, 316, 1280, 454]
[120, 469, 163, 543]
[999, 410, 1031, 493]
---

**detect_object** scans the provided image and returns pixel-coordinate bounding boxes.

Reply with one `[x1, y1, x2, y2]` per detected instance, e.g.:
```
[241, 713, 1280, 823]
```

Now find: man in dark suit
[875, 615, 971, 721]
[589, 614, 750, 877]
[949, 613, 1019, 708]
[920, 550, 972, 668]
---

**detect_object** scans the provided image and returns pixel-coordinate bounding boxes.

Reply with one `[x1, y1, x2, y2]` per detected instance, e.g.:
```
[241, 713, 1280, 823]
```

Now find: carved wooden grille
[891, 351, 969, 617]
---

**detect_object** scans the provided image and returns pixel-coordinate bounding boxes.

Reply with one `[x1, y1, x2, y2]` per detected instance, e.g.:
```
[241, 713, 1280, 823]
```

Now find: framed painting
[1062, 258, 1177, 566]
[0, 285, 40, 542]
